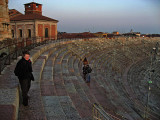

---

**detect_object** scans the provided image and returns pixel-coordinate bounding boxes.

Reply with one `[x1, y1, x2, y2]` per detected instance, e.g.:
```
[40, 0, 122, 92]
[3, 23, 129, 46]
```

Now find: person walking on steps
[14, 51, 34, 106]
[83, 57, 92, 83]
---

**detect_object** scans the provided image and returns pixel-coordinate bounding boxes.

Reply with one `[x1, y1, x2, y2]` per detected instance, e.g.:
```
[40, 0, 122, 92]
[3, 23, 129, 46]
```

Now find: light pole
[144, 47, 156, 119]
[145, 73, 152, 119]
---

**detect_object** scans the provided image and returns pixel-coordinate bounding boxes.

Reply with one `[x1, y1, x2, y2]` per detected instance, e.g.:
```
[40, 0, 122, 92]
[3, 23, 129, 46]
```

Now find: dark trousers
[83, 74, 86, 81]
[19, 79, 31, 105]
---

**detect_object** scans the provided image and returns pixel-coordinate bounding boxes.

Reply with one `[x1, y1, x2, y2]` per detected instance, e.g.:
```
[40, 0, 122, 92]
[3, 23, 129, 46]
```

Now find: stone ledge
[0, 88, 19, 120]
[0, 39, 86, 120]
[0, 105, 16, 120]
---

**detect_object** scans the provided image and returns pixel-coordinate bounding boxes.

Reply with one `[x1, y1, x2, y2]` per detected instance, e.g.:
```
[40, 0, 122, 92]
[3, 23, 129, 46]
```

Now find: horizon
[9, 0, 160, 34]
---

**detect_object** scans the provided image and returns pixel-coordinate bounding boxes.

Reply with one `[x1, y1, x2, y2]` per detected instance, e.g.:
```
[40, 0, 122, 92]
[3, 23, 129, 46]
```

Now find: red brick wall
[44, 24, 50, 37]
[38, 24, 56, 39]
[11, 25, 16, 31]
[38, 24, 43, 37]
[51, 25, 56, 39]
[25, 3, 42, 15]
[17, 25, 22, 29]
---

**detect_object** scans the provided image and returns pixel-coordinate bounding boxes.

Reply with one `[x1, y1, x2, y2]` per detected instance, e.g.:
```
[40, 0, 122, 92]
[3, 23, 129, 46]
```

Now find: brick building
[9, 9, 23, 19]
[94, 32, 108, 38]
[112, 31, 119, 35]
[58, 32, 96, 39]
[10, 2, 58, 40]
[0, 0, 11, 41]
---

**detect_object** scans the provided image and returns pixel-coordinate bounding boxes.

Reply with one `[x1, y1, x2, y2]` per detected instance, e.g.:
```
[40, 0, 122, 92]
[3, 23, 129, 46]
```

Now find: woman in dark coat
[14, 51, 34, 106]
[82, 57, 92, 83]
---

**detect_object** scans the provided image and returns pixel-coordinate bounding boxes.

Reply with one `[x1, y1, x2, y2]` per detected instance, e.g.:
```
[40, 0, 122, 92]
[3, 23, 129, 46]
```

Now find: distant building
[146, 34, 160, 37]
[94, 32, 107, 38]
[0, 0, 11, 41]
[130, 29, 133, 33]
[10, 2, 58, 40]
[58, 32, 96, 39]
[126, 29, 141, 37]
[107, 33, 114, 38]
[134, 32, 141, 37]
[112, 31, 119, 35]
[141, 34, 147, 37]
[123, 31, 141, 37]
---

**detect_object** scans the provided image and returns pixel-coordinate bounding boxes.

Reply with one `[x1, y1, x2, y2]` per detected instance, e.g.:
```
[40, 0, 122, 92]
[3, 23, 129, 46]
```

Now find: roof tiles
[10, 13, 58, 22]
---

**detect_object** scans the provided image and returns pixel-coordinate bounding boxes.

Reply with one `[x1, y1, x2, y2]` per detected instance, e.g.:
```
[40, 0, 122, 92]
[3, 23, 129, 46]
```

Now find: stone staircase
[0, 38, 160, 120]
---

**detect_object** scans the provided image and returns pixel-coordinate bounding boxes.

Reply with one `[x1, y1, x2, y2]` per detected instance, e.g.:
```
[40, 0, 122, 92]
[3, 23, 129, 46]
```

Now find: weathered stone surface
[0, 0, 11, 41]
[1, 38, 160, 120]
[0, 105, 16, 120]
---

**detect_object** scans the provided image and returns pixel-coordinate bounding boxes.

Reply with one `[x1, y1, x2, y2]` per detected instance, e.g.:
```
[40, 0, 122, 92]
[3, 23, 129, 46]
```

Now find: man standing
[14, 51, 34, 106]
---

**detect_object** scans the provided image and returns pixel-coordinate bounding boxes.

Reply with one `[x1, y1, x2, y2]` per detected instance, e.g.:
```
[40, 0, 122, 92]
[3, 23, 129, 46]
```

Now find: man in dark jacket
[14, 51, 34, 106]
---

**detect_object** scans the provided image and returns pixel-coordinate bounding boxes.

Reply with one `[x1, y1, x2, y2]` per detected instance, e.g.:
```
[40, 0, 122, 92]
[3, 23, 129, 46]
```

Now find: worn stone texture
[1, 38, 160, 120]
[0, 0, 11, 41]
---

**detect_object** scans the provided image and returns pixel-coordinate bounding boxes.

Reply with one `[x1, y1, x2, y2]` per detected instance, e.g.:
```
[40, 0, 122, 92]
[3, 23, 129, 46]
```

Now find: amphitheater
[0, 37, 160, 120]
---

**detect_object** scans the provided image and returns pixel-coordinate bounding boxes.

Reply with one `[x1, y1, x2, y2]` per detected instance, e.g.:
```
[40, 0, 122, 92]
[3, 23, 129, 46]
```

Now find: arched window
[28, 29, 31, 38]
[11, 30, 14, 38]
[19, 29, 22, 38]
[45, 28, 48, 38]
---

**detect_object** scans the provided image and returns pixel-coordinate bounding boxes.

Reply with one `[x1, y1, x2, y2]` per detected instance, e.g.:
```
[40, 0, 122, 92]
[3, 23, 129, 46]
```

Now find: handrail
[0, 37, 95, 74]
[92, 103, 120, 120]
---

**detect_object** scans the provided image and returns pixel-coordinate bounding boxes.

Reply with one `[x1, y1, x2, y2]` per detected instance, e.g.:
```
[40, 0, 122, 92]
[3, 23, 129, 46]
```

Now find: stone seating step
[0, 43, 58, 120]
[99, 61, 142, 119]
[40, 48, 59, 96]
[18, 44, 63, 120]
[0, 58, 20, 105]
[73, 58, 98, 104]
[40, 47, 80, 119]
[1, 39, 160, 120]
[95, 53, 144, 119]
[53, 48, 69, 96]
[126, 59, 160, 119]
[84, 50, 136, 119]
[42, 96, 81, 120]
[62, 55, 93, 119]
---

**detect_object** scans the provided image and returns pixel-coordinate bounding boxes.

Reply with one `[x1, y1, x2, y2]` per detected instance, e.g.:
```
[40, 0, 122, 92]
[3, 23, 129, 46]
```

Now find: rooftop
[10, 2, 58, 22]
[9, 9, 23, 18]
[10, 13, 58, 22]
[24, 2, 42, 5]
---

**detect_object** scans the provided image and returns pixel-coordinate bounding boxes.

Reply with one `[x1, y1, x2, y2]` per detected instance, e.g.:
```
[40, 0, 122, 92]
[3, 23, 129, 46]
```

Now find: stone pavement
[0, 59, 20, 120]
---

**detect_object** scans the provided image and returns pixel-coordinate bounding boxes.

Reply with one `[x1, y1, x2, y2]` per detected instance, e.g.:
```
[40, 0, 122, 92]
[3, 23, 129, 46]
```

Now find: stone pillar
[0, 0, 11, 41]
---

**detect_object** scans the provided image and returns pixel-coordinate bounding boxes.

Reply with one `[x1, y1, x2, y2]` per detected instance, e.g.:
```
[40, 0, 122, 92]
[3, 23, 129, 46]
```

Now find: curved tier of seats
[1, 38, 160, 120]
[74, 39, 160, 119]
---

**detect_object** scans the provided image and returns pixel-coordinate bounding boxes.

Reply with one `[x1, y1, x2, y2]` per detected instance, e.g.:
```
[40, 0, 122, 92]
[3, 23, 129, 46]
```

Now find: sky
[8, 0, 160, 34]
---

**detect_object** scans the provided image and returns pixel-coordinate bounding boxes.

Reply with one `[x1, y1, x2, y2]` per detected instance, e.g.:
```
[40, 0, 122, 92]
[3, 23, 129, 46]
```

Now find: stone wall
[36, 21, 57, 40]
[0, 0, 11, 41]
[10, 20, 57, 40]
[11, 21, 35, 38]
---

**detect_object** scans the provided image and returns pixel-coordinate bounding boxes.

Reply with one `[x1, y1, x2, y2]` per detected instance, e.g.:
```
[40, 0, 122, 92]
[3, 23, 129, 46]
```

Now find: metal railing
[0, 37, 95, 74]
[93, 103, 118, 120]
[0, 37, 53, 74]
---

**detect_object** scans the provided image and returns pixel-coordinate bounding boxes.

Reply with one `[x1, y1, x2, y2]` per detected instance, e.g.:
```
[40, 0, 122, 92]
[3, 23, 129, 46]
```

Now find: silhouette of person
[14, 51, 34, 106]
